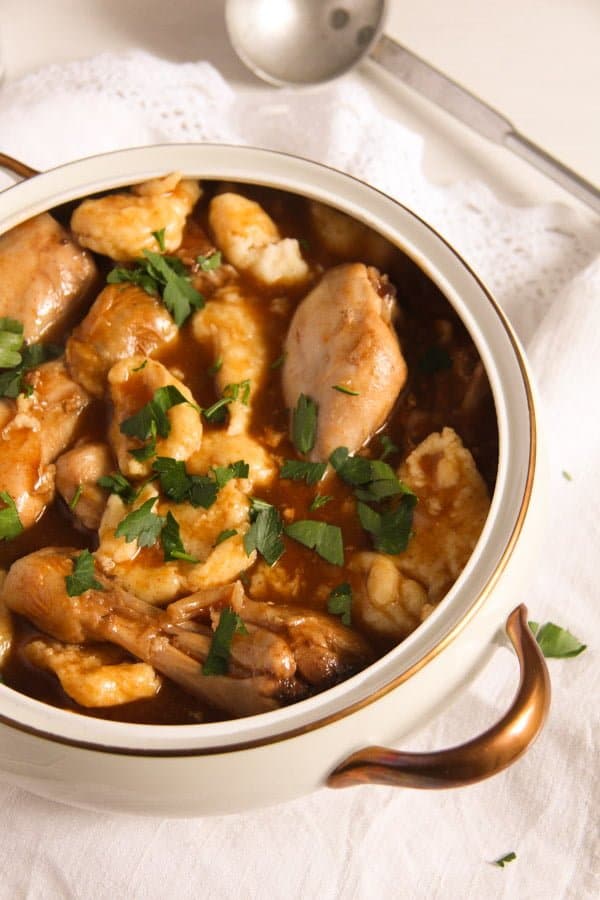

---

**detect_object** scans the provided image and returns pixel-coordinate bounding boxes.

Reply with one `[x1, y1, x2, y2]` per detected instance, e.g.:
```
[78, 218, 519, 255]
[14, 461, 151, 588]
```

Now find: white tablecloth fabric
[0, 52, 597, 900]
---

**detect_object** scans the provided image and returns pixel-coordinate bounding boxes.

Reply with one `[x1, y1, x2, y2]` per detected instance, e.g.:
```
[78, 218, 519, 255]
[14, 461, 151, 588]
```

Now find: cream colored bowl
[0, 145, 549, 817]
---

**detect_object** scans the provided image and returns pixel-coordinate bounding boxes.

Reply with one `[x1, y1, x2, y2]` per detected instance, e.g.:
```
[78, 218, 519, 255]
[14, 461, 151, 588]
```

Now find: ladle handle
[370, 35, 600, 214]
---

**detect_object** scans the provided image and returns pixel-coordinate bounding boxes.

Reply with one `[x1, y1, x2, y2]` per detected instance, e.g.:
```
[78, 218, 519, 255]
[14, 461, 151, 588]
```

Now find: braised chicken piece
[209, 193, 309, 287]
[0, 548, 282, 717]
[55, 442, 113, 531]
[350, 428, 490, 641]
[65, 283, 178, 397]
[107, 356, 202, 480]
[70, 173, 201, 261]
[283, 263, 407, 460]
[0, 359, 90, 530]
[24, 640, 160, 707]
[0, 213, 98, 342]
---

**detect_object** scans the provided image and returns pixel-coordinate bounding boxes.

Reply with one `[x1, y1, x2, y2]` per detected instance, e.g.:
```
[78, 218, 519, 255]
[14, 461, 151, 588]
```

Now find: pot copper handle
[327, 604, 550, 790]
[0, 152, 38, 180]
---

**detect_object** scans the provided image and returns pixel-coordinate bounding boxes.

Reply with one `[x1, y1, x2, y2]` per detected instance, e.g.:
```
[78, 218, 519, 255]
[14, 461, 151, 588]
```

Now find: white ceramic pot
[0, 145, 549, 817]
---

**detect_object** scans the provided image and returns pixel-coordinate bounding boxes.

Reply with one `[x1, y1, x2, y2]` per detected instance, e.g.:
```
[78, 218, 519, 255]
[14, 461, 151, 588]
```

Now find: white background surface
[0, 3, 598, 899]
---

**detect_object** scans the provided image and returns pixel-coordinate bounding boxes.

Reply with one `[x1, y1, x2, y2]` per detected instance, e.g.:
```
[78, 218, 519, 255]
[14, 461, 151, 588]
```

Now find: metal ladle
[225, 0, 600, 214]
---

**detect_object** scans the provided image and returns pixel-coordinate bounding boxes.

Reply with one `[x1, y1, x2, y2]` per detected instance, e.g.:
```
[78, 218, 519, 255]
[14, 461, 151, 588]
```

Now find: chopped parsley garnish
[196, 250, 222, 271]
[152, 457, 248, 508]
[207, 356, 223, 376]
[97, 471, 137, 503]
[357, 495, 417, 554]
[270, 352, 286, 370]
[298, 238, 311, 252]
[65, 550, 104, 597]
[202, 607, 248, 676]
[202, 380, 251, 424]
[327, 582, 353, 625]
[114, 497, 165, 548]
[0, 491, 24, 541]
[0, 336, 61, 399]
[332, 384, 360, 396]
[215, 528, 237, 546]
[280, 459, 327, 486]
[330, 446, 412, 503]
[152, 228, 166, 252]
[309, 494, 333, 511]
[69, 484, 83, 511]
[120, 385, 190, 460]
[284, 520, 344, 566]
[529, 621, 587, 658]
[292, 394, 318, 455]
[161, 511, 198, 563]
[561, 470, 573, 481]
[107, 250, 205, 326]
[418, 346, 452, 374]
[244, 500, 285, 566]
[379, 435, 399, 461]
[131, 359, 148, 373]
[494, 852, 517, 868]
[0, 318, 24, 368]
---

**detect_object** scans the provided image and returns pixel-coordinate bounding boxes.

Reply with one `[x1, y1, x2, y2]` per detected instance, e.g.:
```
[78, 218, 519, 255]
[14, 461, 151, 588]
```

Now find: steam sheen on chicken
[0, 213, 98, 342]
[70, 173, 201, 261]
[283, 264, 407, 460]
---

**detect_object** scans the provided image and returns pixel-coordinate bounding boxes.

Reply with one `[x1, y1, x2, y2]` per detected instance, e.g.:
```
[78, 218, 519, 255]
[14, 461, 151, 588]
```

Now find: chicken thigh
[65, 283, 178, 397]
[282, 263, 407, 460]
[0, 213, 98, 342]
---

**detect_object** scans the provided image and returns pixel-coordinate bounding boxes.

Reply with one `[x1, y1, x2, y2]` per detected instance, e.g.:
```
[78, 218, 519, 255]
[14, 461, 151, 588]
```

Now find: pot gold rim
[0, 146, 535, 757]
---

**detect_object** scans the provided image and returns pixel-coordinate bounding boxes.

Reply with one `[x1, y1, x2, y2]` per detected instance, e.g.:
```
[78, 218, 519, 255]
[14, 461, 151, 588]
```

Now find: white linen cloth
[0, 52, 598, 900]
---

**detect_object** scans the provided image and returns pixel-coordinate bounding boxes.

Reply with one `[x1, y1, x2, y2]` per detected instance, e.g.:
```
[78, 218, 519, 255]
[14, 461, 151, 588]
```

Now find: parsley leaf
[327, 582, 352, 625]
[494, 852, 517, 868]
[270, 352, 286, 370]
[131, 359, 148, 373]
[107, 250, 205, 326]
[202, 380, 251, 424]
[97, 472, 137, 503]
[215, 528, 237, 546]
[330, 446, 412, 503]
[65, 549, 104, 597]
[292, 394, 318, 455]
[309, 494, 333, 511]
[69, 484, 83, 510]
[280, 459, 327, 486]
[0, 339, 61, 399]
[529, 621, 587, 658]
[0, 491, 24, 541]
[152, 228, 166, 251]
[207, 356, 223, 376]
[562, 470, 573, 481]
[0, 318, 24, 368]
[161, 511, 198, 563]
[332, 384, 360, 396]
[212, 460, 249, 487]
[120, 385, 190, 460]
[203, 607, 248, 676]
[379, 435, 399, 461]
[284, 520, 344, 566]
[196, 250, 222, 271]
[115, 497, 165, 548]
[152, 457, 248, 508]
[244, 501, 285, 566]
[357, 495, 417, 554]
[418, 346, 452, 374]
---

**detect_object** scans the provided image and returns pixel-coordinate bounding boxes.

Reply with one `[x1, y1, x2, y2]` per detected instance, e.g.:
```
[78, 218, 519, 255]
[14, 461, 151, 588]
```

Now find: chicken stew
[0, 175, 497, 724]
